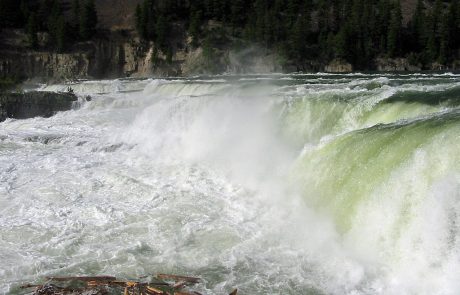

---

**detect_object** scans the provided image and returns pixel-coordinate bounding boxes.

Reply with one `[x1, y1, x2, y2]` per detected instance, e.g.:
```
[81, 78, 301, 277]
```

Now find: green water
[1, 73, 459, 294]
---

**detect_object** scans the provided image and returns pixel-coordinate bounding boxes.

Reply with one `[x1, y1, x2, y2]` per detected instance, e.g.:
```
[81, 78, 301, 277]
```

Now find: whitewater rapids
[0, 73, 459, 294]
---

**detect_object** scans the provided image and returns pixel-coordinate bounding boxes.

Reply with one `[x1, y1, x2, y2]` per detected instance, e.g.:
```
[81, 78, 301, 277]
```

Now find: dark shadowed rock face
[0, 91, 77, 122]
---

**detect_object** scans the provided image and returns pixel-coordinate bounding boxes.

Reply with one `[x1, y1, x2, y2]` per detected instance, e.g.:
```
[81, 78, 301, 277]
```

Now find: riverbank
[2, 27, 460, 83]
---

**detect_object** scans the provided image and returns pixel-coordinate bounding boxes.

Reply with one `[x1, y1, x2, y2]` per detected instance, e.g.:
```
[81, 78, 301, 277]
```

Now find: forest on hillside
[1, 0, 460, 70]
[0, 0, 97, 52]
[134, 0, 460, 69]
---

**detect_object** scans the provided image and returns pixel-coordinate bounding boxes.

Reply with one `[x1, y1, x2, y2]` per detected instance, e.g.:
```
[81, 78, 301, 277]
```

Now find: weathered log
[20, 284, 43, 289]
[172, 281, 187, 289]
[145, 286, 166, 295]
[46, 276, 117, 282]
[20, 273, 219, 295]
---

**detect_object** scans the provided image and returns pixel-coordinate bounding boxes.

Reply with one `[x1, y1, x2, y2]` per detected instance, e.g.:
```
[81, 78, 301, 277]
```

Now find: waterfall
[1, 73, 459, 294]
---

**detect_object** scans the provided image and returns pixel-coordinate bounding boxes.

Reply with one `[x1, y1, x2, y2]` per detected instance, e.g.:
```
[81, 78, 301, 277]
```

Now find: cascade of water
[1, 73, 459, 294]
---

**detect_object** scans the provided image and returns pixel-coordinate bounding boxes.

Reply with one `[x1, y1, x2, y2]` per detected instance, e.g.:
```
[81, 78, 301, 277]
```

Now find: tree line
[135, 0, 460, 69]
[0, 0, 98, 52]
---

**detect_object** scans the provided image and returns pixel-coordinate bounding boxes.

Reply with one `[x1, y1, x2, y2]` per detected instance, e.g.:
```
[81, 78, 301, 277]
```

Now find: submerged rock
[0, 91, 77, 122]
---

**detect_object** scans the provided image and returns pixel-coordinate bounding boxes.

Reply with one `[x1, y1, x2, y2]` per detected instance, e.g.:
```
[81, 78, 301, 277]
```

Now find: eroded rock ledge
[0, 91, 77, 122]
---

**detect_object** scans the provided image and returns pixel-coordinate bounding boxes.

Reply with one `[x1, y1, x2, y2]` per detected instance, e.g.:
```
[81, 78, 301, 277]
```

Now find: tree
[145, 0, 156, 40]
[155, 14, 168, 51]
[254, 0, 266, 44]
[72, 0, 80, 29]
[80, 0, 98, 40]
[38, 0, 51, 30]
[135, 3, 147, 39]
[27, 12, 38, 49]
[377, 0, 391, 53]
[425, 0, 442, 60]
[448, 0, 460, 50]
[317, 0, 329, 33]
[409, 0, 426, 52]
[230, 0, 245, 31]
[56, 16, 68, 52]
[20, 0, 29, 23]
[288, 7, 310, 61]
[0, 0, 24, 28]
[335, 24, 351, 60]
[438, 12, 449, 64]
[189, 8, 203, 47]
[47, 0, 63, 46]
[387, 0, 402, 57]
[202, 34, 217, 72]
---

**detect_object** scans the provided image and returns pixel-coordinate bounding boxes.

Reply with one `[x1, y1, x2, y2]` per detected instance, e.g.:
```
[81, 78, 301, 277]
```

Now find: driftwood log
[20, 274, 237, 295]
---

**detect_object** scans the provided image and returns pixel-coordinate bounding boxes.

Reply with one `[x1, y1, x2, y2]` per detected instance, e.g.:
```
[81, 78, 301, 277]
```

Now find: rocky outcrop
[0, 51, 91, 81]
[0, 29, 190, 80]
[325, 59, 353, 73]
[0, 91, 77, 121]
[3, 28, 456, 82]
[375, 57, 422, 72]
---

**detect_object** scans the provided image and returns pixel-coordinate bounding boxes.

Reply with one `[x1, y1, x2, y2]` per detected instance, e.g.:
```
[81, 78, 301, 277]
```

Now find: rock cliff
[0, 29, 289, 80]
[0, 30, 154, 81]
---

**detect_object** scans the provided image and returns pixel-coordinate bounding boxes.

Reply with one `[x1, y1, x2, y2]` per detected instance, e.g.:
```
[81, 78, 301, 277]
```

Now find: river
[1, 73, 459, 294]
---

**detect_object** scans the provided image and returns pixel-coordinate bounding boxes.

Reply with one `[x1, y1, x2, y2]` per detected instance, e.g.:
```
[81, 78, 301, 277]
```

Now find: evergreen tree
[80, 0, 98, 40]
[425, 0, 442, 60]
[317, 0, 329, 33]
[330, 0, 341, 33]
[9, 0, 460, 71]
[202, 34, 216, 72]
[135, 4, 147, 39]
[387, 0, 402, 57]
[335, 23, 351, 60]
[288, 2, 311, 61]
[189, 8, 203, 47]
[155, 14, 167, 51]
[254, 0, 266, 44]
[0, 0, 24, 28]
[448, 0, 460, 50]
[377, 0, 391, 54]
[146, 0, 156, 41]
[38, 0, 51, 30]
[56, 16, 67, 52]
[289, 16, 305, 60]
[230, 0, 244, 32]
[20, 0, 29, 24]
[27, 12, 38, 49]
[72, 0, 80, 29]
[349, 0, 365, 64]
[409, 0, 426, 52]
[287, 0, 301, 27]
[166, 47, 173, 64]
[438, 9, 450, 64]
[48, 0, 63, 46]
[272, 0, 287, 43]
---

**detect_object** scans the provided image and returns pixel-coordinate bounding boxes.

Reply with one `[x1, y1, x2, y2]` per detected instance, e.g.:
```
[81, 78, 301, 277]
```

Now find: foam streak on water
[1, 73, 460, 295]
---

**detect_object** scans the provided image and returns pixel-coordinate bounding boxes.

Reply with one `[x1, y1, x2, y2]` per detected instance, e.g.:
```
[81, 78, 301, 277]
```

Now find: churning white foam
[1, 74, 459, 294]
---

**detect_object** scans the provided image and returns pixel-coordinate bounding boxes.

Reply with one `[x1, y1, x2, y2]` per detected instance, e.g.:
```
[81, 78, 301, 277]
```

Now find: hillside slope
[0, 0, 458, 81]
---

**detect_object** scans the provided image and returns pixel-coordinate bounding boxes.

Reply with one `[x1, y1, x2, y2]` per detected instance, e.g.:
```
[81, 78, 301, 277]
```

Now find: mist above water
[1, 73, 459, 294]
